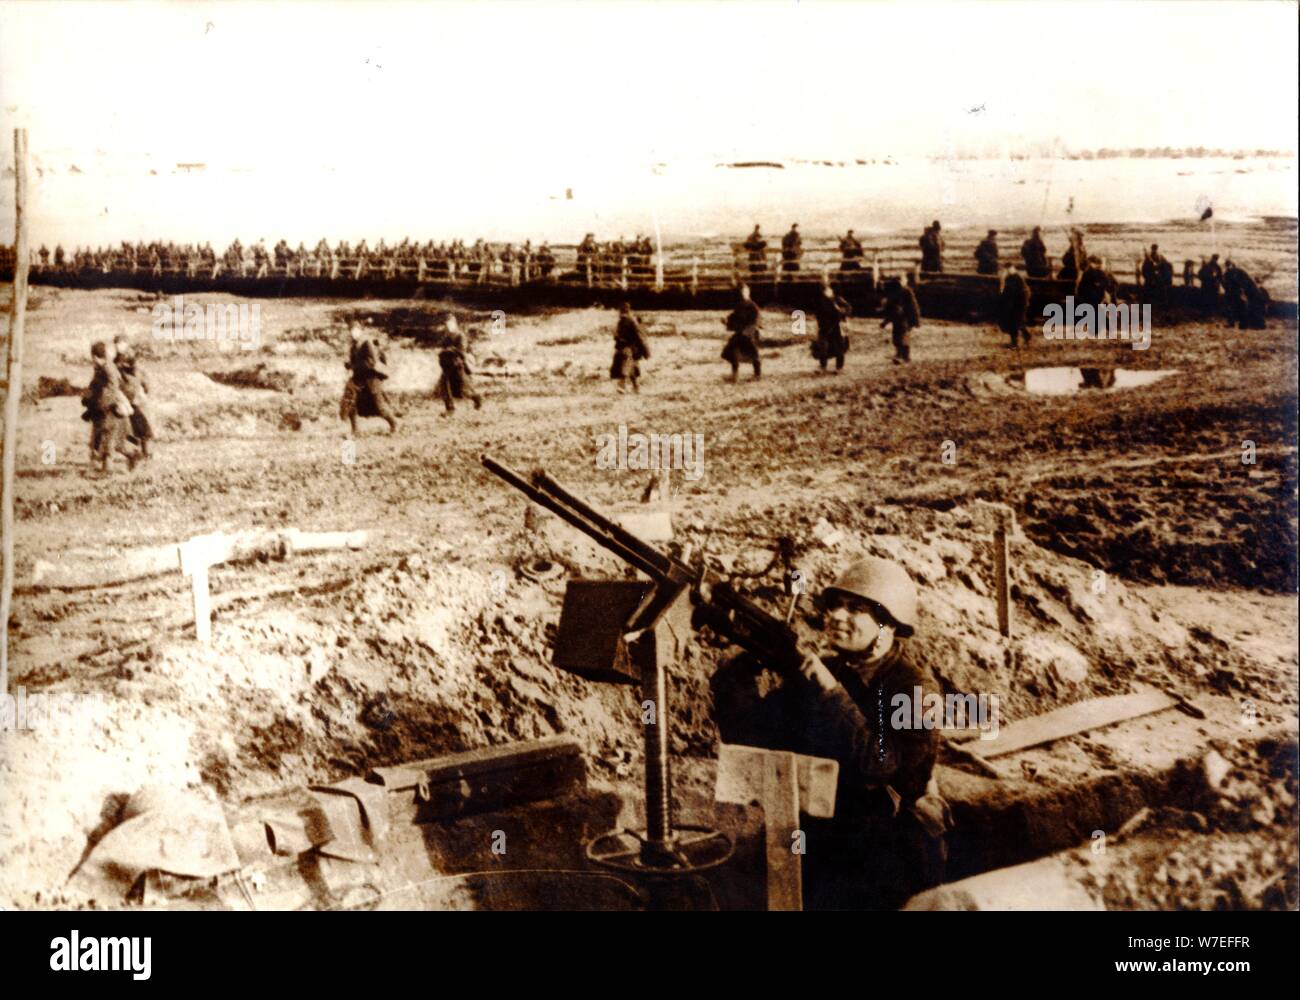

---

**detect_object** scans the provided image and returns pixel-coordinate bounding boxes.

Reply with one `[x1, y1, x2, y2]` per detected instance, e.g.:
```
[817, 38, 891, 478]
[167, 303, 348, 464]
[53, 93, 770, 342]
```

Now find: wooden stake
[190, 562, 212, 644]
[994, 517, 1011, 638]
[180, 532, 224, 644]
[2, 128, 29, 693]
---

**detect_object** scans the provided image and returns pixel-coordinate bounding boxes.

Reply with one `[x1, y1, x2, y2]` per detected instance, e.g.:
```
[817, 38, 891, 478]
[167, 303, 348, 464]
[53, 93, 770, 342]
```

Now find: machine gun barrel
[481, 454, 693, 586]
[483, 453, 803, 674]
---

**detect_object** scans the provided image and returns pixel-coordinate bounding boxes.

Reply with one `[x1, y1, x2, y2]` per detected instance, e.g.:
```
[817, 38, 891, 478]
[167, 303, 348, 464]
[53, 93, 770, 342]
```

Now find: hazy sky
[0, 1, 1296, 244]
[3, 0, 1297, 169]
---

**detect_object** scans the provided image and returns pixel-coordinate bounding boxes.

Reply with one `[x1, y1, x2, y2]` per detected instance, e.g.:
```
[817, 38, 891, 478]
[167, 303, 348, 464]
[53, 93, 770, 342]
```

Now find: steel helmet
[824, 557, 918, 636]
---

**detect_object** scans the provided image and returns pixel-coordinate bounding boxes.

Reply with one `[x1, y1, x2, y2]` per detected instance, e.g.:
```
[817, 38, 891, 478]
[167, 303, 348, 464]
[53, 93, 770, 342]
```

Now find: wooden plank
[763, 752, 802, 911]
[368, 735, 581, 788]
[368, 736, 586, 824]
[958, 689, 1176, 759]
[32, 543, 180, 588]
[284, 529, 368, 554]
[716, 745, 839, 911]
[715, 744, 838, 818]
[29, 529, 370, 589]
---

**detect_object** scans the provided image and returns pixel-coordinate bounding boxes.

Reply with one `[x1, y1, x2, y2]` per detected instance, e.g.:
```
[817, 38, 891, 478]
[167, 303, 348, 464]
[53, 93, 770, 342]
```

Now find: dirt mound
[206, 364, 303, 393]
[28, 376, 83, 402]
[1078, 737, 1299, 909]
[536, 336, 585, 348]
[338, 304, 503, 347]
[1021, 448, 1298, 593]
[141, 371, 293, 439]
[278, 328, 328, 347]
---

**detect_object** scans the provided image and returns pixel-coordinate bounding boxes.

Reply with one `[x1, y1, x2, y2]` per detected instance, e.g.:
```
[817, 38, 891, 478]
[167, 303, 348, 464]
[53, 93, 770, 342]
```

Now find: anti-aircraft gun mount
[482, 455, 820, 892]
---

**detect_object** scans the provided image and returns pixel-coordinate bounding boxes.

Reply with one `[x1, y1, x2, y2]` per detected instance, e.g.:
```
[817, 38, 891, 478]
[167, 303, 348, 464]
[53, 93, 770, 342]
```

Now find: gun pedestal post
[580, 582, 734, 895]
[637, 615, 673, 863]
[629, 585, 688, 868]
[481, 455, 733, 900]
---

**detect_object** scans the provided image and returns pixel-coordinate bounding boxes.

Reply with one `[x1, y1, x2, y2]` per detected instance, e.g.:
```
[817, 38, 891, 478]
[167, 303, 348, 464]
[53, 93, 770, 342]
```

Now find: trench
[316, 725, 1296, 911]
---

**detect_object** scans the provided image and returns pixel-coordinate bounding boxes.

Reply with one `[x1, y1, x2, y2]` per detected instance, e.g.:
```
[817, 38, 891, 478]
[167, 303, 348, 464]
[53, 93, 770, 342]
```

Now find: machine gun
[482, 455, 805, 675]
[689, 578, 803, 675]
[482, 454, 810, 882]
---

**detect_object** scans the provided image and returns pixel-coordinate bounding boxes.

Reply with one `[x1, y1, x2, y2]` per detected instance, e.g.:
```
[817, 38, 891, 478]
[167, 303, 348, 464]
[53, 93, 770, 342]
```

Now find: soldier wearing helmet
[711, 555, 949, 909]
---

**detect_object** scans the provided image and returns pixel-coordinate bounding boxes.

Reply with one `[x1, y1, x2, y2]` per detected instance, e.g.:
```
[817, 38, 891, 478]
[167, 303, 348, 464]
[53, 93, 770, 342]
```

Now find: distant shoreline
[1, 156, 1295, 250]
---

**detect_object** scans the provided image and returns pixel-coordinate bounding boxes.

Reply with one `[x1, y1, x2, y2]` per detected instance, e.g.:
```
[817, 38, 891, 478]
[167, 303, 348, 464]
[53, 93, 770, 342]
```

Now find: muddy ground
[1, 285, 1296, 908]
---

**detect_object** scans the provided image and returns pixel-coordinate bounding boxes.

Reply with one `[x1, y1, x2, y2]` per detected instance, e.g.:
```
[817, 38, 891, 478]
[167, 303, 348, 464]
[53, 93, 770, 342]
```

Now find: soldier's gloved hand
[798, 653, 839, 693]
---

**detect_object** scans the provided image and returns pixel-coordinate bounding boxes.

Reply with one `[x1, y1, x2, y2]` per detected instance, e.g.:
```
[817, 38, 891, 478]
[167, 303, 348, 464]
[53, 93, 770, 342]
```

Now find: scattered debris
[810, 518, 843, 548]
[70, 786, 240, 900]
[1114, 806, 1154, 842]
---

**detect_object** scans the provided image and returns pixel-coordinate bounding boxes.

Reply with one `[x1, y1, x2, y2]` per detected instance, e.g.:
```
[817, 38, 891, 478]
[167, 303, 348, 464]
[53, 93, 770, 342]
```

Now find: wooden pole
[993, 512, 1012, 638]
[2, 128, 29, 693]
[190, 562, 212, 644]
[650, 196, 665, 293]
[653, 232, 664, 293]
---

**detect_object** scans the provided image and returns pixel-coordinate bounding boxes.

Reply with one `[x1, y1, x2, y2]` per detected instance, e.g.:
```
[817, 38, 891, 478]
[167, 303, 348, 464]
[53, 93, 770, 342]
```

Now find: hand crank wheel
[586, 824, 733, 875]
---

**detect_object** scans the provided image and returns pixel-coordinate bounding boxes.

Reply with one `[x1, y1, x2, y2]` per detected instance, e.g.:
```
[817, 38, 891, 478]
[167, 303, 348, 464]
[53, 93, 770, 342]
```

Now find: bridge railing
[5, 240, 1231, 293]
